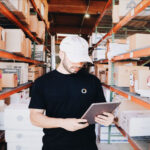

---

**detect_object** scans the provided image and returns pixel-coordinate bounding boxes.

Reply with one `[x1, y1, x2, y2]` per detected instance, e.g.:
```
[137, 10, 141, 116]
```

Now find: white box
[120, 110, 150, 136]
[5, 29, 25, 55]
[10, 92, 23, 104]
[5, 130, 44, 143]
[7, 142, 43, 150]
[4, 104, 42, 130]
[92, 50, 106, 61]
[0, 100, 6, 130]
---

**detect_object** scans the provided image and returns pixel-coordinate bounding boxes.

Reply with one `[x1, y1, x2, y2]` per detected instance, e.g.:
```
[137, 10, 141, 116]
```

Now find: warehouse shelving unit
[93, 0, 150, 149]
[0, 82, 32, 100]
[0, 1, 50, 100]
[0, 50, 44, 64]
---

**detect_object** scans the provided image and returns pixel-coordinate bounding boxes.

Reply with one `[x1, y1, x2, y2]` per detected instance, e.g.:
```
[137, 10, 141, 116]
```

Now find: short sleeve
[94, 77, 106, 103]
[29, 79, 46, 109]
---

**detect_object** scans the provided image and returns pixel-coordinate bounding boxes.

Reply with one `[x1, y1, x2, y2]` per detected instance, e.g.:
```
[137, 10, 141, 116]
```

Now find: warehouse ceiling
[48, 0, 111, 36]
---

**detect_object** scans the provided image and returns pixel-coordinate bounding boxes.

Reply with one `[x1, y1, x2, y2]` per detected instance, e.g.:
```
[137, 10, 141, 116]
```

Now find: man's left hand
[95, 112, 114, 126]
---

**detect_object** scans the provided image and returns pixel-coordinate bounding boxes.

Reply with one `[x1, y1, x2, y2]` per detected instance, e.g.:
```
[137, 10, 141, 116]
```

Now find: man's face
[62, 53, 85, 74]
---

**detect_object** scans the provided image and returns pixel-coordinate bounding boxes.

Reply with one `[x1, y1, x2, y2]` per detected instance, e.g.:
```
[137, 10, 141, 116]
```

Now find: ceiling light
[85, 13, 90, 18]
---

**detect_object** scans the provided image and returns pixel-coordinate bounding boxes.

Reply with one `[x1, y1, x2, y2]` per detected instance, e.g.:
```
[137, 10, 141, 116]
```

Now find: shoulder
[78, 69, 100, 82]
[33, 70, 57, 86]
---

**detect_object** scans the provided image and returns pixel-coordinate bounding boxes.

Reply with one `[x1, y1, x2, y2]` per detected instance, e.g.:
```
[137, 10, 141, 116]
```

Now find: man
[29, 36, 114, 150]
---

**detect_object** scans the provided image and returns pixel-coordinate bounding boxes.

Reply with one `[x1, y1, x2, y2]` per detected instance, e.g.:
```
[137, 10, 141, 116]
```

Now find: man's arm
[30, 109, 89, 132]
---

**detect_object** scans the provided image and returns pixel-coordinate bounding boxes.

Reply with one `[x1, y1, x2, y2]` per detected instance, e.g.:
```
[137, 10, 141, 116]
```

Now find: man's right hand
[60, 118, 89, 132]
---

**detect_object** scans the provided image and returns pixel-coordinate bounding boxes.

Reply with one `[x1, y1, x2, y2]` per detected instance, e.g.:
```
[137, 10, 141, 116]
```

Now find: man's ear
[59, 51, 65, 60]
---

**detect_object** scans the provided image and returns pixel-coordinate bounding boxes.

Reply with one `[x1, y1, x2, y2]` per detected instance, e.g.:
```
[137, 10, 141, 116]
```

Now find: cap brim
[66, 53, 93, 64]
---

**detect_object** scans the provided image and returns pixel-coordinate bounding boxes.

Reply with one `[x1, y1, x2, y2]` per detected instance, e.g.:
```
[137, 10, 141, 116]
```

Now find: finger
[103, 112, 113, 117]
[97, 115, 108, 121]
[95, 117, 110, 124]
[95, 118, 110, 126]
[77, 119, 88, 123]
[76, 123, 89, 129]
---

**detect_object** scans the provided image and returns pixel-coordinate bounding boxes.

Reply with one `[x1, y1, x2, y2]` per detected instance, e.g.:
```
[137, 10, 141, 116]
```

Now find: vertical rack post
[51, 35, 56, 70]
[108, 0, 115, 144]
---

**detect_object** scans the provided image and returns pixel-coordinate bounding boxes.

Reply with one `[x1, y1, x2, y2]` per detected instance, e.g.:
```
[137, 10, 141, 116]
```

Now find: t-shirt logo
[81, 88, 87, 94]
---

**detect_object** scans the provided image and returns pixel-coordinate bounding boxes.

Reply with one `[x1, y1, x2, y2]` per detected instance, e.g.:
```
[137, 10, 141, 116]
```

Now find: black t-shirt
[29, 69, 106, 150]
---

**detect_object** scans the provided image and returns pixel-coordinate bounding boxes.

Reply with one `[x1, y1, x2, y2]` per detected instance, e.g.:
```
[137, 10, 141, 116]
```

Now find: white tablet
[81, 102, 120, 124]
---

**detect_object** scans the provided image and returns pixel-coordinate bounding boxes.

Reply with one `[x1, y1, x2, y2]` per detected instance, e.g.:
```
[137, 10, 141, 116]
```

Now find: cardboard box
[10, 92, 23, 104]
[113, 100, 147, 126]
[127, 33, 150, 50]
[120, 110, 150, 136]
[0, 62, 28, 84]
[28, 65, 39, 72]
[112, 5, 119, 23]
[37, 21, 45, 41]
[5, 130, 43, 143]
[28, 72, 39, 81]
[114, 66, 149, 87]
[4, 104, 42, 130]
[0, 70, 2, 91]
[119, 0, 150, 18]
[0, 27, 6, 50]
[130, 69, 150, 93]
[5, 29, 25, 56]
[37, 67, 44, 77]
[25, 38, 32, 58]
[34, 45, 45, 61]
[7, 142, 43, 150]
[0, 100, 6, 130]
[35, 0, 41, 9]
[29, 15, 39, 34]
[2, 73, 18, 88]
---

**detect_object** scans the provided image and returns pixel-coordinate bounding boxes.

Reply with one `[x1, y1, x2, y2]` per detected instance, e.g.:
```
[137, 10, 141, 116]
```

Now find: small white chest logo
[81, 88, 87, 94]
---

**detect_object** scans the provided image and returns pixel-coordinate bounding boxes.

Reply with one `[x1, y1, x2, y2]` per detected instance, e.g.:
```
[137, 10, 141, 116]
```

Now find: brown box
[28, 72, 39, 81]
[0, 70, 2, 91]
[2, 73, 18, 88]
[127, 34, 150, 50]
[28, 65, 39, 72]
[107, 38, 127, 44]
[37, 21, 45, 41]
[130, 69, 150, 93]
[114, 66, 149, 87]
[37, 67, 44, 77]
[29, 15, 39, 34]
[25, 38, 32, 58]
[0, 27, 6, 50]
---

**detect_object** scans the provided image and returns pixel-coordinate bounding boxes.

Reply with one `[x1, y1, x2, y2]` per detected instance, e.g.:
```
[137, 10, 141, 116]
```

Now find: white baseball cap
[59, 36, 93, 63]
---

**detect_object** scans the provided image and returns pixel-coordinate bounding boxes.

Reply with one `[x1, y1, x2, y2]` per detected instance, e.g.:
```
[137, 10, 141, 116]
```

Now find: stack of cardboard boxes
[4, 93, 43, 150]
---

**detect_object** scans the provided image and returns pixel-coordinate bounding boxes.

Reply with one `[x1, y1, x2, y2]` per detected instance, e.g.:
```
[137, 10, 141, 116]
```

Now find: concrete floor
[97, 143, 133, 150]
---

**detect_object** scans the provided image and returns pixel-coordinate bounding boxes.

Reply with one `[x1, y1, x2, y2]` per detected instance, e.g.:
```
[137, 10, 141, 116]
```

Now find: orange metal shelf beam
[0, 50, 44, 65]
[0, 82, 32, 100]
[102, 83, 150, 109]
[0, 2, 41, 44]
[29, 0, 51, 37]
[94, 0, 150, 48]
[92, 0, 112, 34]
[115, 124, 141, 150]
[113, 47, 150, 61]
